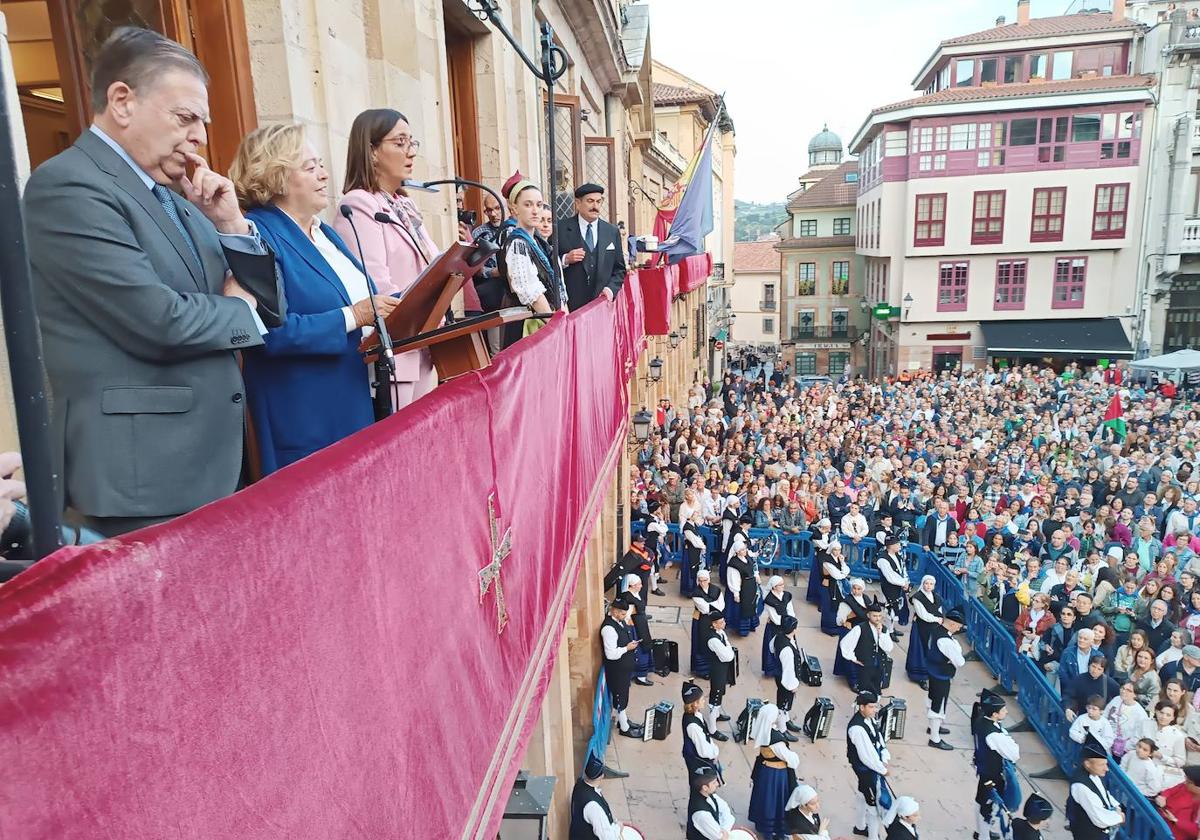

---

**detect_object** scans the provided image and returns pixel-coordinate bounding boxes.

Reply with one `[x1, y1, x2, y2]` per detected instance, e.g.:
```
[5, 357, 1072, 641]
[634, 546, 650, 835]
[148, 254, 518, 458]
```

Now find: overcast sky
[649, 0, 1100, 202]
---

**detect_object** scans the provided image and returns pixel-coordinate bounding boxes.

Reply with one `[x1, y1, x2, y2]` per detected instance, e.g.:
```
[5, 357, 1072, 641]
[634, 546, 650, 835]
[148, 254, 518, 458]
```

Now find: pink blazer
[332, 190, 446, 385]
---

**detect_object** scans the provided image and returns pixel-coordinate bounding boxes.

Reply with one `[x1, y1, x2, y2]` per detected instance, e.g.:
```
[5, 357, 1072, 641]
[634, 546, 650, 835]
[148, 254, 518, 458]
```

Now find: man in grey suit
[22, 28, 284, 537]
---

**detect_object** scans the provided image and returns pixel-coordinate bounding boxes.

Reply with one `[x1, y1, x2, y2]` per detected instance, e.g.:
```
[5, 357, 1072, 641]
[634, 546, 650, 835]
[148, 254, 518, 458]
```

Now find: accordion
[878, 697, 907, 741]
[731, 645, 740, 684]
[802, 697, 835, 742]
[879, 653, 894, 690]
[642, 701, 674, 742]
[652, 639, 679, 677]
[799, 648, 823, 687]
[733, 697, 764, 744]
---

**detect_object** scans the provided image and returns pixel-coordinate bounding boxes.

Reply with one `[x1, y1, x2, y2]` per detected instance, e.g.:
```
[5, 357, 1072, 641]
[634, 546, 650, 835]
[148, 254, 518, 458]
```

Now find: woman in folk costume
[622, 574, 655, 686]
[907, 574, 944, 689]
[833, 578, 871, 681]
[762, 576, 796, 678]
[819, 540, 852, 636]
[725, 541, 763, 638]
[690, 569, 725, 677]
[682, 509, 707, 597]
[495, 177, 558, 348]
[784, 784, 831, 840]
[807, 518, 836, 604]
[884, 796, 921, 840]
[748, 702, 800, 840]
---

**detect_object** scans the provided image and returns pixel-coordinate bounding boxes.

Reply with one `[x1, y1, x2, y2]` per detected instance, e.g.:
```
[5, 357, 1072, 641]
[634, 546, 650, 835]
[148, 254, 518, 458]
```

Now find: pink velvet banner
[0, 274, 646, 839]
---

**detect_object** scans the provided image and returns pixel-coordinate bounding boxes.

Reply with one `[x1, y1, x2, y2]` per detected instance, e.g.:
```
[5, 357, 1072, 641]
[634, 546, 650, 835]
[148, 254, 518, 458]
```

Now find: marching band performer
[840, 599, 894, 694]
[622, 574, 655, 687]
[719, 494, 742, 559]
[749, 702, 801, 840]
[681, 680, 726, 777]
[833, 578, 871, 684]
[925, 606, 966, 751]
[847, 691, 892, 840]
[1012, 793, 1054, 840]
[763, 576, 796, 678]
[1066, 734, 1124, 839]
[907, 575, 944, 689]
[807, 518, 835, 604]
[682, 509, 708, 597]
[690, 569, 725, 678]
[725, 542, 762, 638]
[643, 500, 669, 597]
[819, 541, 851, 636]
[703, 612, 737, 737]
[600, 596, 644, 739]
[784, 784, 831, 840]
[884, 796, 921, 840]
[687, 766, 737, 840]
[775, 614, 805, 738]
[877, 536, 910, 641]
[972, 689, 1022, 840]
[568, 753, 624, 840]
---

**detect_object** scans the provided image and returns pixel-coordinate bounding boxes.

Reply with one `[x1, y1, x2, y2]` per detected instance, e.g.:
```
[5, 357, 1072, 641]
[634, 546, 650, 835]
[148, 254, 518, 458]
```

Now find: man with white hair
[1057, 627, 1096, 690]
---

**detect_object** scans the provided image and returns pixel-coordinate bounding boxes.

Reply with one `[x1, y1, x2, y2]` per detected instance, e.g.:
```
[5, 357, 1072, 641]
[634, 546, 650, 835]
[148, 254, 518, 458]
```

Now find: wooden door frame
[583, 136, 616, 222]
[445, 31, 483, 220]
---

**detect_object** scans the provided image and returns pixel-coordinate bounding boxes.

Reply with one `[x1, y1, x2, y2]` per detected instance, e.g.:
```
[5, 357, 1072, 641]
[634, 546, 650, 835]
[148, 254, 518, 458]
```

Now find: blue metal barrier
[965, 599, 1017, 693]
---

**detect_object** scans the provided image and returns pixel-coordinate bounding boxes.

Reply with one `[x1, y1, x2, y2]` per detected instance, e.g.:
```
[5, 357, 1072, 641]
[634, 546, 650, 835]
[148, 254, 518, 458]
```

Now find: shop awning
[980, 317, 1133, 357]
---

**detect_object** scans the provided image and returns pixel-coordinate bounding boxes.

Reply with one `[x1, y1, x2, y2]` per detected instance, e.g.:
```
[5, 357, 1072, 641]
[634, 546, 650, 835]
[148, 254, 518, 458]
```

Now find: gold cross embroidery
[479, 493, 512, 635]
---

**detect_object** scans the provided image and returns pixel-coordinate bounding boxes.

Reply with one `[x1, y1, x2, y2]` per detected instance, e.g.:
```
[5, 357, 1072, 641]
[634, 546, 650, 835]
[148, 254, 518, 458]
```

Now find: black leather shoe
[634, 676, 654, 687]
[787, 721, 803, 733]
[718, 713, 731, 722]
[928, 739, 954, 750]
[853, 828, 869, 837]
[711, 730, 730, 741]
[927, 726, 951, 735]
[890, 631, 902, 642]
[620, 725, 644, 739]
[917, 680, 929, 691]
[651, 588, 666, 596]
[781, 731, 799, 743]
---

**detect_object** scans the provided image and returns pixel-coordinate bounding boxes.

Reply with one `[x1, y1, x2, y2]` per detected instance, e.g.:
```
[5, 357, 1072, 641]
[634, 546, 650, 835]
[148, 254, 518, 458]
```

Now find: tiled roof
[941, 12, 1139, 46]
[653, 82, 712, 106]
[734, 240, 783, 273]
[871, 74, 1155, 116]
[786, 161, 859, 210]
[776, 235, 856, 250]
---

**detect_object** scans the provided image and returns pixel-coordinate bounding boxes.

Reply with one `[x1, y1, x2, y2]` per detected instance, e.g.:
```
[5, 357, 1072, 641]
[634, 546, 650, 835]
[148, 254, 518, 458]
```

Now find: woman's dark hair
[343, 108, 409, 195]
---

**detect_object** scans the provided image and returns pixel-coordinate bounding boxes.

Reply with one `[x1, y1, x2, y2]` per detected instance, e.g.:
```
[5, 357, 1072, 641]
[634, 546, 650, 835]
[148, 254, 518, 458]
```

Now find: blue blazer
[243, 205, 374, 474]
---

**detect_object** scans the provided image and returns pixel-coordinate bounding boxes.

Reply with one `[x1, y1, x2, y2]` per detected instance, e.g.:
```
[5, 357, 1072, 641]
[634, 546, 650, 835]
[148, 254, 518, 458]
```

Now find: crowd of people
[569, 347, 1200, 839]
[21, 26, 628, 538]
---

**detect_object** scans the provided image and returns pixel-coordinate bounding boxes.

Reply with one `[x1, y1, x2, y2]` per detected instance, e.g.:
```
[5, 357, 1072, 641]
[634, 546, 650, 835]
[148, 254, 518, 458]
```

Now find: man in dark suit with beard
[557, 183, 626, 310]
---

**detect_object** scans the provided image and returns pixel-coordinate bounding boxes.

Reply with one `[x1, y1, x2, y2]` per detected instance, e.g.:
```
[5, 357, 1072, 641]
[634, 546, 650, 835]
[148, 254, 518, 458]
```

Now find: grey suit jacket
[22, 130, 283, 519]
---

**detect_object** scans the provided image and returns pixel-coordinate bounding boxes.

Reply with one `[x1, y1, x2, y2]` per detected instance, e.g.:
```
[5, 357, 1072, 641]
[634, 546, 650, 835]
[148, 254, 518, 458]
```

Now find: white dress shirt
[691, 794, 736, 839]
[708, 631, 735, 662]
[686, 720, 720, 760]
[1069, 775, 1123, 830]
[840, 624, 895, 663]
[779, 642, 800, 692]
[936, 635, 966, 669]
[848, 719, 890, 773]
[581, 798, 621, 840]
[600, 625, 627, 661]
[302, 218, 372, 333]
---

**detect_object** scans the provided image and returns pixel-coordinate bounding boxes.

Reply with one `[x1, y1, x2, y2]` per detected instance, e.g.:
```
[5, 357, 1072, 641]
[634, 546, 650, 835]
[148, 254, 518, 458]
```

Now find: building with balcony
[777, 126, 866, 375]
[731, 236, 782, 347]
[850, 0, 1148, 373]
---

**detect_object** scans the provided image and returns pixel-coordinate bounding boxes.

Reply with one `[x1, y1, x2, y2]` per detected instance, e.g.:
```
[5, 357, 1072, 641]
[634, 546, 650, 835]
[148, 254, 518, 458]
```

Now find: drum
[729, 828, 759, 840]
[619, 826, 646, 840]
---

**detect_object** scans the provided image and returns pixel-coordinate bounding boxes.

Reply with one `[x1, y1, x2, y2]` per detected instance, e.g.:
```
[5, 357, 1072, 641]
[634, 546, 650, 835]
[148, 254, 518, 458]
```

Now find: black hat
[856, 690, 879, 706]
[944, 606, 966, 625]
[1081, 732, 1109, 762]
[574, 183, 605, 198]
[979, 688, 1006, 714]
[866, 597, 884, 614]
[780, 615, 799, 635]
[1023, 793, 1053, 822]
[682, 680, 704, 703]
[690, 766, 719, 789]
[879, 510, 893, 519]
[705, 610, 726, 626]
[647, 500, 661, 514]
[632, 532, 646, 544]
[738, 513, 754, 525]
[611, 595, 632, 612]
[583, 752, 605, 781]
[884, 535, 902, 548]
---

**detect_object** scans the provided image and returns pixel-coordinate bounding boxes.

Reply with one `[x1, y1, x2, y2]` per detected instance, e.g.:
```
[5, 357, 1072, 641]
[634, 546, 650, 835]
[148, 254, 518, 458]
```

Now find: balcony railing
[760, 299, 777, 311]
[1184, 218, 1200, 254]
[788, 325, 860, 341]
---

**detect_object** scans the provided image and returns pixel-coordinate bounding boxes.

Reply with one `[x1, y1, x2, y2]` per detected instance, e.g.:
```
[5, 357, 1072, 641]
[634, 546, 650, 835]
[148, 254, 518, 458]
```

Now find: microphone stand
[338, 205, 395, 420]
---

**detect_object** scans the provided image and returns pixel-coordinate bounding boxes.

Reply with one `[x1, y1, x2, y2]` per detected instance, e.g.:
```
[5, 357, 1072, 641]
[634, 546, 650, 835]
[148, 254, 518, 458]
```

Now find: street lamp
[679, 322, 689, 340]
[859, 295, 869, 313]
[649, 356, 664, 382]
[669, 331, 681, 349]
[903, 292, 914, 320]
[631, 408, 653, 442]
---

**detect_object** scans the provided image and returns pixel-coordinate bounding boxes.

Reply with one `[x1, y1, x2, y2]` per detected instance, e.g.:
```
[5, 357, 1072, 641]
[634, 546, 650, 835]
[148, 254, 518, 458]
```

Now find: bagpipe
[986, 763, 1022, 840]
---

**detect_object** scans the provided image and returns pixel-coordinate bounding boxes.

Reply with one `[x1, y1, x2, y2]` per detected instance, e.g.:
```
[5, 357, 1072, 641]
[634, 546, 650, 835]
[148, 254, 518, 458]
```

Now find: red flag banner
[0, 274, 647, 838]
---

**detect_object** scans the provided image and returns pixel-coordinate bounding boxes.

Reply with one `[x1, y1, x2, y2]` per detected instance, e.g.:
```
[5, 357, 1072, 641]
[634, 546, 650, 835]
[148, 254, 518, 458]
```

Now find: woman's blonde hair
[230, 123, 307, 210]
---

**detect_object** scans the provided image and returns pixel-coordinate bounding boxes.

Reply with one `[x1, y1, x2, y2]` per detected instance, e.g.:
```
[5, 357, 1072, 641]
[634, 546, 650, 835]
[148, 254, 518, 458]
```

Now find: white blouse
[305, 218, 371, 333]
[504, 237, 548, 307]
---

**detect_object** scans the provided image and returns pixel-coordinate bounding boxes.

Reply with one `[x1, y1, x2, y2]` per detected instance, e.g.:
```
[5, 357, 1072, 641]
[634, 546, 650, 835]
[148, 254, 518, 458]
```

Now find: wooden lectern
[359, 239, 535, 381]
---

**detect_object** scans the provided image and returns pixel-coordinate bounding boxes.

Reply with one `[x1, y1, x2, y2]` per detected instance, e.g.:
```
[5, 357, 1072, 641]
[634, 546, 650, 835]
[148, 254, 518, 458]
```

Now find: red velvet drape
[0, 275, 648, 839]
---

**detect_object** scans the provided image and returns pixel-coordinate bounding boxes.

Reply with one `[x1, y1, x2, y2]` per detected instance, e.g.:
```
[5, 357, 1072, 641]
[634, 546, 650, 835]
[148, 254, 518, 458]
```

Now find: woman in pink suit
[333, 108, 475, 409]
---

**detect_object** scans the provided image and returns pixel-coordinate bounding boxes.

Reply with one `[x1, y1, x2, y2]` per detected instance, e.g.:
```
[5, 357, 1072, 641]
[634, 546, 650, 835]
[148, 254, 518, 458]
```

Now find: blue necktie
[585, 222, 595, 251]
[153, 184, 202, 270]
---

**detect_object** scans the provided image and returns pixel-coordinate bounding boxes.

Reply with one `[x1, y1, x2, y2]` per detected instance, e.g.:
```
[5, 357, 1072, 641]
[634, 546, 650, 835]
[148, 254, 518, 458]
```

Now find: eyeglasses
[381, 136, 421, 153]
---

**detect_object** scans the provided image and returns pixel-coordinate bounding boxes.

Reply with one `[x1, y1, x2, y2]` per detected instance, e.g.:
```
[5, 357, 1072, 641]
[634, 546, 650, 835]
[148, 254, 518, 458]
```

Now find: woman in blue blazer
[231, 124, 399, 474]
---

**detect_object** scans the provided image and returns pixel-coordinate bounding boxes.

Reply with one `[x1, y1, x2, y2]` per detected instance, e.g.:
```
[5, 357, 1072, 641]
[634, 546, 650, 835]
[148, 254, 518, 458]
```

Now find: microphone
[338, 204, 395, 419]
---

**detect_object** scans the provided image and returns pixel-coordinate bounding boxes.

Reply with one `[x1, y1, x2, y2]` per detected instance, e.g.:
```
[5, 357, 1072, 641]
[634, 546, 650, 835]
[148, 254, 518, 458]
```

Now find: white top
[911, 595, 942, 624]
[727, 567, 743, 601]
[768, 741, 801, 770]
[600, 625, 626, 661]
[305, 219, 372, 333]
[836, 597, 867, 626]
[879, 552, 909, 587]
[765, 598, 795, 625]
[684, 528, 707, 549]
[504, 236, 547, 307]
[581, 797, 621, 840]
[1069, 776, 1123, 830]
[693, 589, 725, 614]
[848, 718, 890, 774]
[985, 728, 1021, 762]
[1143, 721, 1187, 788]
[840, 624, 895, 663]
[1120, 752, 1164, 797]
[779, 644, 800, 692]
[1069, 714, 1116, 751]
[842, 513, 869, 539]
[708, 631, 735, 662]
[1103, 697, 1150, 744]
[691, 793, 736, 839]
[823, 559, 850, 580]
[646, 519, 669, 537]
[936, 635, 966, 668]
[686, 720, 720, 760]
[1039, 570, 1067, 594]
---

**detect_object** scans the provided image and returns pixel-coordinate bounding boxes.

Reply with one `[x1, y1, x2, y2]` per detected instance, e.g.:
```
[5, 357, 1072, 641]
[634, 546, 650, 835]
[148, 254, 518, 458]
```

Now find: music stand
[359, 239, 536, 381]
